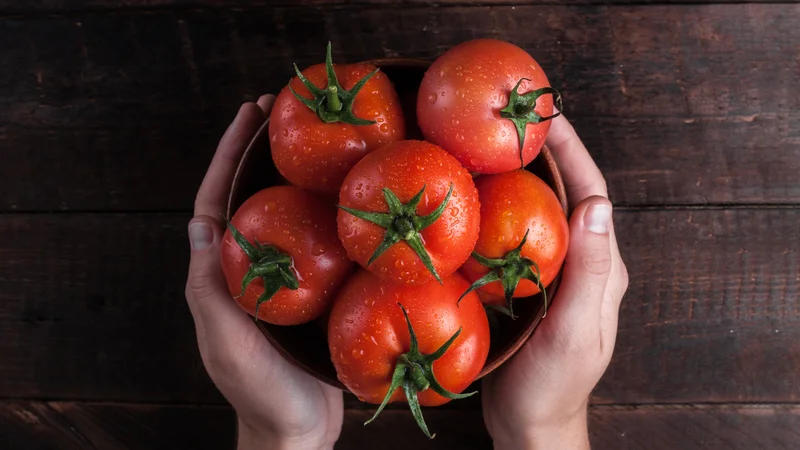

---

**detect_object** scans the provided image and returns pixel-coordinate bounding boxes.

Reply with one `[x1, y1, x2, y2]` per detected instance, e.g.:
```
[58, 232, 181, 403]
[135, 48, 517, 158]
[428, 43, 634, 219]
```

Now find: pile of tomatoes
[222, 39, 569, 438]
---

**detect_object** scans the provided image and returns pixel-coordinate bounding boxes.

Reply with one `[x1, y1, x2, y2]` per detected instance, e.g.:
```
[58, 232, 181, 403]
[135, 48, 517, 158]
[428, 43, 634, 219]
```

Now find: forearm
[493, 408, 590, 450]
[237, 420, 335, 450]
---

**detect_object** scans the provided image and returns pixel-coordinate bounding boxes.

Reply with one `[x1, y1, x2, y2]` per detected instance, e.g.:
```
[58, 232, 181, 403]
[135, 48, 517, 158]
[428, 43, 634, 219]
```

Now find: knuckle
[188, 271, 219, 301]
[619, 263, 630, 292]
[582, 251, 612, 276]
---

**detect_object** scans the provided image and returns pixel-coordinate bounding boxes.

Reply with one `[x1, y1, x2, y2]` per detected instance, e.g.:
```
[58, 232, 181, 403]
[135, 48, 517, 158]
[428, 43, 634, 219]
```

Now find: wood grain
[2, 401, 800, 450]
[1, 5, 798, 211]
[1, 0, 795, 15]
[0, 209, 797, 404]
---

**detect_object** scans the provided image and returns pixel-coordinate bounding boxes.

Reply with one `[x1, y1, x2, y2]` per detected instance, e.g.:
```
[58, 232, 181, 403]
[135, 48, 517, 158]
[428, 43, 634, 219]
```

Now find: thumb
[186, 216, 243, 324]
[548, 196, 613, 331]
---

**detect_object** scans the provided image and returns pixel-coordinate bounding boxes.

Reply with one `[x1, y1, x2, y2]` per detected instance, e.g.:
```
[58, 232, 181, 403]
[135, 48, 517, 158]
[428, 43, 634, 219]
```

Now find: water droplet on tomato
[369, 109, 381, 117]
[312, 244, 326, 256]
[356, 192, 363, 198]
[455, 134, 465, 143]
[292, 156, 301, 166]
[427, 93, 437, 104]
[351, 349, 365, 359]
[282, 128, 289, 137]
[264, 201, 277, 212]
[288, 143, 298, 152]
[379, 123, 389, 133]
[452, 118, 460, 126]
[395, 259, 404, 268]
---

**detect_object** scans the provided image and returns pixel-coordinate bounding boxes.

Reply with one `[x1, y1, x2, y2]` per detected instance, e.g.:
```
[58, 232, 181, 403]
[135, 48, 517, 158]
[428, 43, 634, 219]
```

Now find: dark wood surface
[4, 402, 800, 450]
[1, 0, 798, 449]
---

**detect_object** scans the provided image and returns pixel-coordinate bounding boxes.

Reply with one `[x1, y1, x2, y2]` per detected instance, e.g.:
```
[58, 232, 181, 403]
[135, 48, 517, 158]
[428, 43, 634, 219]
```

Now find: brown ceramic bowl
[226, 58, 568, 390]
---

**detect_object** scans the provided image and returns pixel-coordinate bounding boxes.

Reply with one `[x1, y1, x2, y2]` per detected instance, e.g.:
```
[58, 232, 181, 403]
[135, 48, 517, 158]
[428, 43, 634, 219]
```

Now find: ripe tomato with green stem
[417, 38, 562, 174]
[459, 169, 569, 317]
[337, 140, 480, 285]
[269, 42, 406, 195]
[328, 269, 490, 438]
[222, 186, 354, 326]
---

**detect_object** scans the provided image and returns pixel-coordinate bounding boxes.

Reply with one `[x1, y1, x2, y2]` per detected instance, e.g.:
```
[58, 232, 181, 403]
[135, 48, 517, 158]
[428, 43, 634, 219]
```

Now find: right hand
[482, 115, 629, 450]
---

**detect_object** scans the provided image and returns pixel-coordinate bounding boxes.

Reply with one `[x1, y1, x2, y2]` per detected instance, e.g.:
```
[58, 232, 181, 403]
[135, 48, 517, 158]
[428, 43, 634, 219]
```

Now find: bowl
[226, 58, 568, 390]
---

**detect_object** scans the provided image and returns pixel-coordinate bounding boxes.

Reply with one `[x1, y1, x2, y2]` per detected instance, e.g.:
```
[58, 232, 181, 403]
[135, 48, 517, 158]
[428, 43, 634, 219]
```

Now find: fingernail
[188, 221, 214, 251]
[584, 202, 611, 235]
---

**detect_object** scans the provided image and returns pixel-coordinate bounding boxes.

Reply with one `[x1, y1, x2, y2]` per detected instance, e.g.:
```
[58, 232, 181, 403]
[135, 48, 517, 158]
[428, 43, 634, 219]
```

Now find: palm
[482, 318, 600, 437]
[205, 317, 343, 442]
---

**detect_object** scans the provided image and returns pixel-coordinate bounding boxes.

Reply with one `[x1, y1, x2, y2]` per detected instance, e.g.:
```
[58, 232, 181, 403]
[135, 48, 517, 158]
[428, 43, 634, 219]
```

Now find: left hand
[185, 96, 343, 450]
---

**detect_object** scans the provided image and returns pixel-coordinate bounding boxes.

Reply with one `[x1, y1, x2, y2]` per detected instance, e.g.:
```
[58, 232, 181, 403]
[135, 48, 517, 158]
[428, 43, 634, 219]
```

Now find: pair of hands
[185, 95, 628, 449]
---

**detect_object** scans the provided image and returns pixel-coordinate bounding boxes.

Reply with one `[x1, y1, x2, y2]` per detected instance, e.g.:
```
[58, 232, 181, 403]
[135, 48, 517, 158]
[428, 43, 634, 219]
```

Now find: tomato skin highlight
[222, 186, 354, 325]
[460, 170, 569, 303]
[337, 140, 481, 285]
[328, 269, 490, 406]
[417, 38, 555, 174]
[270, 62, 405, 195]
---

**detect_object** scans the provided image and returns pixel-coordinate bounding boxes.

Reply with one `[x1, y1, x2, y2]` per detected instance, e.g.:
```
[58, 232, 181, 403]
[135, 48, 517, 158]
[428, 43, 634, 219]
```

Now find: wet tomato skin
[460, 169, 568, 302]
[270, 63, 406, 195]
[337, 140, 481, 285]
[328, 269, 490, 406]
[221, 186, 354, 325]
[417, 39, 555, 174]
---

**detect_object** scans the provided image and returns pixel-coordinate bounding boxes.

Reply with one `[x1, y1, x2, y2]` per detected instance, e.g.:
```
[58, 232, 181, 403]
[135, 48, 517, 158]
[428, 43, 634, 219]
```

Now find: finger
[195, 102, 266, 219]
[257, 94, 276, 116]
[548, 196, 613, 336]
[186, 215, 252, 332]
[600, 221, 628, 342]
[546, 115, 608, 206]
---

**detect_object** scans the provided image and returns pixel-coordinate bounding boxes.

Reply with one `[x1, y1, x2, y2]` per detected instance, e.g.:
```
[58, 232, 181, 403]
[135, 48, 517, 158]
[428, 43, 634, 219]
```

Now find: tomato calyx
[289, 42, 379, 126]
[459, 229, 547, 319]
[226, 222, 299, 323]
[339, 184, 454, 284]
[499, 78, 563, 168]
[364, 303, 476, 439]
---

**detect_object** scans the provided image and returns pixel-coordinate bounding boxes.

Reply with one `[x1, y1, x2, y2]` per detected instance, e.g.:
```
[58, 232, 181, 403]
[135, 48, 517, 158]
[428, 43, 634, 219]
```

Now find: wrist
[493, 405, 590, 450]
[237, 419, 334, 450]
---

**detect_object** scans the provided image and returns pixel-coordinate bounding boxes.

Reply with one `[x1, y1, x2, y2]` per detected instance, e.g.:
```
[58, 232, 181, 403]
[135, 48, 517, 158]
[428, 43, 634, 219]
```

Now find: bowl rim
[226, 57, 568, 390]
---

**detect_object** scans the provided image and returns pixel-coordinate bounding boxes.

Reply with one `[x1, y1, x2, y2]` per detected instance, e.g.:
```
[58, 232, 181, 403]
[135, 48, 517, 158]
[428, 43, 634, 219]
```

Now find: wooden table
[1, 1, 798, 449]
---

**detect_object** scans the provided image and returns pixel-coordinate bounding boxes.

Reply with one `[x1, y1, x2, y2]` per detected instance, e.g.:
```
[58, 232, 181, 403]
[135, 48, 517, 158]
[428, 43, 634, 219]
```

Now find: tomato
[417, 38, 561, 174]
[269, 43, 406, 195]
[222, 186, 354, 325]
[460, 169, 568, 316]
[328, 269, 490, 437]
[337, 140, 480, 285]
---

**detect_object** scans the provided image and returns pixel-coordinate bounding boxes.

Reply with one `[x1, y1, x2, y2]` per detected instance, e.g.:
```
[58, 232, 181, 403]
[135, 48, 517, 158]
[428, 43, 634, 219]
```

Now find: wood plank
[0, 0, 794, 15]
[1, 5, 798, 211]
[2, 401, 800, 450]
[0, 209, 797, 404]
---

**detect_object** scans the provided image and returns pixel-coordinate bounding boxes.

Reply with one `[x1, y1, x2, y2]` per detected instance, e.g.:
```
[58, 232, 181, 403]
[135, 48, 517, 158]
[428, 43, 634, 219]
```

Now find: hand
[482, 115, 629, 450]
[185, 96, 343, 450]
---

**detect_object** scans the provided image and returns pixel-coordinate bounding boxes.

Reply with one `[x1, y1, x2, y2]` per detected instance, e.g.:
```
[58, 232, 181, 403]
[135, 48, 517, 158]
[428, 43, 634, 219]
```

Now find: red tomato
[417, 39, 561, 174]
[337, 140, 480, 285]
[328, 269, 490, 437]
[460, 170, 568, 314]
[222, 186, 354, 325]
[269, 43, 405, 195]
